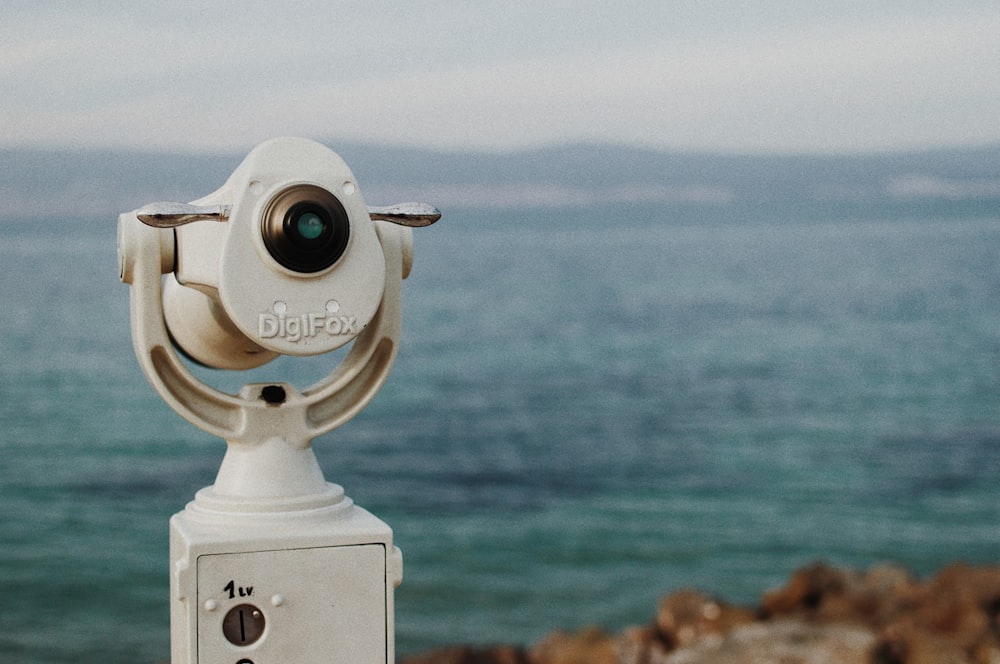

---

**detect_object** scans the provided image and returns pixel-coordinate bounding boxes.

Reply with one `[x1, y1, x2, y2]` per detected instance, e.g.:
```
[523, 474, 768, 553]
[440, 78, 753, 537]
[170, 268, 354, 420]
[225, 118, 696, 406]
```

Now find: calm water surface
[1, 208, 999, 661]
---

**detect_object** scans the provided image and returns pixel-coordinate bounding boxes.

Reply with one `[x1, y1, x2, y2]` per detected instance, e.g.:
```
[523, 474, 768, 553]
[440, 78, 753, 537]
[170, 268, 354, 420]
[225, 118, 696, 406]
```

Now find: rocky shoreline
[401, 562, 1000, 664]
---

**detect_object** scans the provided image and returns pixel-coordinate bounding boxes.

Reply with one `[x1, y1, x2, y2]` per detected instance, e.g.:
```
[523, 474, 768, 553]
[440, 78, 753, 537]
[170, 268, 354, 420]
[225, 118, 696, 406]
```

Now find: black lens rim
[262, 185, 350, 273]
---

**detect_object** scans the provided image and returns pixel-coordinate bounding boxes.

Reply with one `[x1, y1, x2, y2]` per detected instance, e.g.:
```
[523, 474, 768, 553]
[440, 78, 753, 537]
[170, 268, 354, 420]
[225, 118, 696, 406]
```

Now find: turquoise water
[2, 207, 1000, 661]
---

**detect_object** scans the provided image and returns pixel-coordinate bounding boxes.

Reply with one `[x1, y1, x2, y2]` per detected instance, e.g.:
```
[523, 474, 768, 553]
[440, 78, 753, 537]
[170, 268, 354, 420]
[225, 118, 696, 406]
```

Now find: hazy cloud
[2, 2, 998, 153]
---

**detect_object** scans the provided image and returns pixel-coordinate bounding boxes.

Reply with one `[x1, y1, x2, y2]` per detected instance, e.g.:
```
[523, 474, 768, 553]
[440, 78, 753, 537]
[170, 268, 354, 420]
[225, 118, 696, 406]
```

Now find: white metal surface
[118, 138, 424, 664]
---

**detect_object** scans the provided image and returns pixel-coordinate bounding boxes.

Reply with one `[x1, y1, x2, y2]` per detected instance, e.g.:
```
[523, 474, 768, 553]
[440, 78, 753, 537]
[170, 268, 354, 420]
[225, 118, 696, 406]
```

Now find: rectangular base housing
[169, 500, 402, 664]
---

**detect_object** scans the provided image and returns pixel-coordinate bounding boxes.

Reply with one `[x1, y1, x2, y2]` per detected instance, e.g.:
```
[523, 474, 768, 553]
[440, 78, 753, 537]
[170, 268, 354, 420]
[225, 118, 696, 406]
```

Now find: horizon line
[3, 137, 1000, 160]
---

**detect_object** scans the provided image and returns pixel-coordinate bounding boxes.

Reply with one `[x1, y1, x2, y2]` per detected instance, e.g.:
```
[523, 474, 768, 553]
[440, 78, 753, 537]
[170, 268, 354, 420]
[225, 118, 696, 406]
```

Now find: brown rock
[660, 619, 875, 664]
[871, 564, 1000, 663]
[871, 622, 970, 664]
[527, 626, 617, 664]
[654, 589, 756, 649]
[761, 561, 917, 627]
[969, 641, 1000, 664]
[401, 564, 1000, 664]
[400, 644, 527, 664]
[761, 562, 850, 617]
[614, 625, 671, 664]
[919, 564, 1000, 652]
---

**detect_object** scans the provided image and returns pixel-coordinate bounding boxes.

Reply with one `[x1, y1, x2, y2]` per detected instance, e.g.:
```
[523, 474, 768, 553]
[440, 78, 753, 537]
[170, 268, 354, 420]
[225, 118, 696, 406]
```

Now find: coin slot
[222, 604, 266, 646]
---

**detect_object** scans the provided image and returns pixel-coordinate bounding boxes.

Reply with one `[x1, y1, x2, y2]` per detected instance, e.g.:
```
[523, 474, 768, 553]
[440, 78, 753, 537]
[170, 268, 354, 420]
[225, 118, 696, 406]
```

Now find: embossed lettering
[258, 311, 359, 341]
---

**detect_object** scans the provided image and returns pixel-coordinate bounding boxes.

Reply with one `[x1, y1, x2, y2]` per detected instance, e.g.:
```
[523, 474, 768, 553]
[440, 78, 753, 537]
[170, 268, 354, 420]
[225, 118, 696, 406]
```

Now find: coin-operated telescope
[118, 137, 439, 664]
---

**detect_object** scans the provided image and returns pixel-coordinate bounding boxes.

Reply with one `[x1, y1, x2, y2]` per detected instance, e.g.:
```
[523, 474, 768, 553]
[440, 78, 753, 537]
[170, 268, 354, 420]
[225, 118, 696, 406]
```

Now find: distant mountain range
[1, 142, 999, 221]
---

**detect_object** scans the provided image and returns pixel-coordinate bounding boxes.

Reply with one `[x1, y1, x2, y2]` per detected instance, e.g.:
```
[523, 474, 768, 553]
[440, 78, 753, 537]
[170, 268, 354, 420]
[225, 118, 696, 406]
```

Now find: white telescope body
[118, 137, 439, 664]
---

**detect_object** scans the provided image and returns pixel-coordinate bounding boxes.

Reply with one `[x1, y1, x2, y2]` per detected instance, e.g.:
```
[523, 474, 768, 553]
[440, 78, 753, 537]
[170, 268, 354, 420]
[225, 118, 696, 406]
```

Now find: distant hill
[1, 142, 999, 221]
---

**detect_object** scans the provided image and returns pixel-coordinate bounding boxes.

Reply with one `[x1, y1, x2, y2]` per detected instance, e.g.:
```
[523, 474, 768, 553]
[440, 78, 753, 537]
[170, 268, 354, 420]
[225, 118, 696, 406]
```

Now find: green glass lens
[296, 212, 326, 240]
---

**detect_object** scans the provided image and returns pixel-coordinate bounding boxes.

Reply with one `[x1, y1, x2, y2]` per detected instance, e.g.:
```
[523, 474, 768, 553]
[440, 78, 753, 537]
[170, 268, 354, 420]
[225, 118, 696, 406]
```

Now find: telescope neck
[190, 436, 349, 514]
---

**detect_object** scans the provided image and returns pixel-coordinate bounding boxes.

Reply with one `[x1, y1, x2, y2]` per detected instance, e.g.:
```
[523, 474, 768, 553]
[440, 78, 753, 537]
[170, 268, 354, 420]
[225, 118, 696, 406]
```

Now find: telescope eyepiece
[262, 185, 350, 273]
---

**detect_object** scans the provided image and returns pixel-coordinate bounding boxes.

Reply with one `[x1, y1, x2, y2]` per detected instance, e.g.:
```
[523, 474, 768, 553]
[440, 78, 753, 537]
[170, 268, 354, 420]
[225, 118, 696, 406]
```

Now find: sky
[2, 1, 999, 155]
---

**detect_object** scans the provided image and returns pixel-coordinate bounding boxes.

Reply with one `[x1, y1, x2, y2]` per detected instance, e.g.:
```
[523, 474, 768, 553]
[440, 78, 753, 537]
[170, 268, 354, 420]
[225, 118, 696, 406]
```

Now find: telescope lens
[262, 186, 350, 273]
[294, 211, 326, 241]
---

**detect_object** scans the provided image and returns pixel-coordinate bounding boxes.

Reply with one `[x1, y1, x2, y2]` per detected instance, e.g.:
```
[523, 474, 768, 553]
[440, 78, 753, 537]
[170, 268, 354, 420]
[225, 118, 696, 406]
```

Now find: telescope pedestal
[169, 481, 402, 664]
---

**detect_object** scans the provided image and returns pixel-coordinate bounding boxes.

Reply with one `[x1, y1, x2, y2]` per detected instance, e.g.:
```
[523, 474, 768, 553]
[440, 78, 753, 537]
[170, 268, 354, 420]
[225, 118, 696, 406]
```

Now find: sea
[2, 200, 1000, 662]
